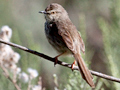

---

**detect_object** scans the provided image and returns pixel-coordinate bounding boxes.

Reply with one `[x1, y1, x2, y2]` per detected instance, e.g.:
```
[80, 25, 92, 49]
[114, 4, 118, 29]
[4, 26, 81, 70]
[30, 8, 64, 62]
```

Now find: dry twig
[0, 39, 120, 83]
[0, 62, 21, 90]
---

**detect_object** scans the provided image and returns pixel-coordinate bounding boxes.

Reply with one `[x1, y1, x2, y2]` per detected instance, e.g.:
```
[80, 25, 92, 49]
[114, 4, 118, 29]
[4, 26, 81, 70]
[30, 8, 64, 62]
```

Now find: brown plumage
[39, 3, 95, 88]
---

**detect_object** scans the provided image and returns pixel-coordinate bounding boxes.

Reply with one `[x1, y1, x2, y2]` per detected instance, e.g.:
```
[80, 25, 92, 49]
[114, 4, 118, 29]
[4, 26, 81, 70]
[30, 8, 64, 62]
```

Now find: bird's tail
[74, 53, 95, 88]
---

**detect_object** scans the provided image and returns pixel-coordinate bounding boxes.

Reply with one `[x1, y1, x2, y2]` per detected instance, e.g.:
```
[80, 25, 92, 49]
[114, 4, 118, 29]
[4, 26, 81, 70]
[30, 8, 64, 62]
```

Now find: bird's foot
[53, 52, 66, 67]
[71, 60, 76, 71]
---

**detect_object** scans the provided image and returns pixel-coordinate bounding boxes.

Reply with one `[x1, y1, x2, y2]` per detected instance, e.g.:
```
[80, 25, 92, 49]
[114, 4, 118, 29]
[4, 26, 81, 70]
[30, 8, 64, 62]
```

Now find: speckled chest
[44, 22, 69, 53]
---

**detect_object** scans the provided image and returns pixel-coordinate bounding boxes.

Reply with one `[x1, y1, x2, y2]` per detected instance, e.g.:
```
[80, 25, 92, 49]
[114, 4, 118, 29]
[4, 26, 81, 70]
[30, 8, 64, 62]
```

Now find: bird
[39, 3, 95, 88]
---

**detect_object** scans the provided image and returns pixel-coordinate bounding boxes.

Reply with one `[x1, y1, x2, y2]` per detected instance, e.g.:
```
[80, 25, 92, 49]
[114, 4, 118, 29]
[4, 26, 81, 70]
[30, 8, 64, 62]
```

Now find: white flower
[4, 63, 9, 68]
[54, 87, 59, 90]
[10, 64, 17, 70]
[1, 25, 12, 39]
[16, 67, 21, 74]
[53, 74, 57, 77]
[32, 85, 42, 90]
[27, 68, 38, 79]
[19, 72, 29, 83]
[10, 66, 21, 74]
[12, 52, 20, 63]
[0, 45, 13, 56]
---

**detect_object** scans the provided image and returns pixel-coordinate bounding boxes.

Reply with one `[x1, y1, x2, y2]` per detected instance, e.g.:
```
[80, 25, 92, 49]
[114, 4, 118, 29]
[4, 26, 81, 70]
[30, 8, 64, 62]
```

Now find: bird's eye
[51, 11, 55, 14]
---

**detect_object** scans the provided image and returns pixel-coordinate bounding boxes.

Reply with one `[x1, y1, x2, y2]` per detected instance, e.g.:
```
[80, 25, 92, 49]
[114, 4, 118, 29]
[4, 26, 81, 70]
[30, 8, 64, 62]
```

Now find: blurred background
[0, 0, 120, 90]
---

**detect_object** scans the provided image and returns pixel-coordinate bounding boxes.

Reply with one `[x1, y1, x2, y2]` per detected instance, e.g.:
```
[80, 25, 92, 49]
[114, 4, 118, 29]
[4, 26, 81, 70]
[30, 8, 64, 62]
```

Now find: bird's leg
[71, 60, 76, 71]
[54, 52, 66, 66]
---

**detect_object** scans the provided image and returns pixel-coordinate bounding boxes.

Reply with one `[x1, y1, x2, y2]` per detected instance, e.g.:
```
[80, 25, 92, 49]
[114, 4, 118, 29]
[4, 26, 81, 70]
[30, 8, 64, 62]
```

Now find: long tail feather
[74, 53, 95, 88]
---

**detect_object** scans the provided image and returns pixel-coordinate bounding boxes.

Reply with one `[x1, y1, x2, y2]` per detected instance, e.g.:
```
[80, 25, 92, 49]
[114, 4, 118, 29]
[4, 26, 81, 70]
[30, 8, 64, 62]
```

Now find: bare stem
[0, 62, 21, 90]
[0, 39, 120, 83]
[27, 76, 32, 90]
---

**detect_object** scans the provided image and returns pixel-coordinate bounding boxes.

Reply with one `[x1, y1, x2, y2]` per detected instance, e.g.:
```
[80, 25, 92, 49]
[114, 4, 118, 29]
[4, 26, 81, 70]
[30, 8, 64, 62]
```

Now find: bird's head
[39, 3, 68, 22]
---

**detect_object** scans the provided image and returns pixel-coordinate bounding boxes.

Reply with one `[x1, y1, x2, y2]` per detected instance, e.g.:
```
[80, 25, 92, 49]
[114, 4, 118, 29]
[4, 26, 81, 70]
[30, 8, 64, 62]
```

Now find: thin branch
[0, 39, 120, 83]
[0, 62, 21, 90]
[27, 77, 32, 90]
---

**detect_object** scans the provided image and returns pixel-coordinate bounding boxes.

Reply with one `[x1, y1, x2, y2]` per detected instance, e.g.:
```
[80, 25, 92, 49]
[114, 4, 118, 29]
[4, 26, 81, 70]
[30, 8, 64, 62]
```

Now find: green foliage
[59, 71, 104, 90]
[1, 0, 120, 90]
[98, 1, 120, 89]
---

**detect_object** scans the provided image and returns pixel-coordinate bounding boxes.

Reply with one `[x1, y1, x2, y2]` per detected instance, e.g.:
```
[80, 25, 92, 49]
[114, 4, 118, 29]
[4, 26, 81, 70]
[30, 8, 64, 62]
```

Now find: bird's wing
[78, 34, 85, 53]
[57, 23, 95, 87]
[59, 30, 75, 51]
[57, 22, 85, 54]
[57, 23, 77, 54]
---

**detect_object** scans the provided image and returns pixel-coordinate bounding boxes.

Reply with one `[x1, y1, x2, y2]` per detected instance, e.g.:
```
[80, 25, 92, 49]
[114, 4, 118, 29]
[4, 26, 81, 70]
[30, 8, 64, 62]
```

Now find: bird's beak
[39, 11, 47, 14]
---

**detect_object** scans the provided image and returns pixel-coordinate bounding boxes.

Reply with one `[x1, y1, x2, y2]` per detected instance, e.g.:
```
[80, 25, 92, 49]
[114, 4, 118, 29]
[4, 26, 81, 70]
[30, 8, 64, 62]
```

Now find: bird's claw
[71, 60, 76, 71]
